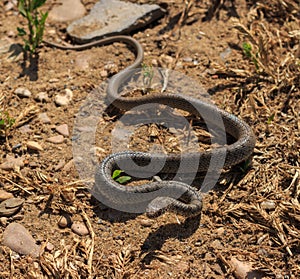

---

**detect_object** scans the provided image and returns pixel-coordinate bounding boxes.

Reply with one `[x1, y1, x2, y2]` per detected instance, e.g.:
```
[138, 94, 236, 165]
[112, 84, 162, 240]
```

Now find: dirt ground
[0, 0, 299, 278]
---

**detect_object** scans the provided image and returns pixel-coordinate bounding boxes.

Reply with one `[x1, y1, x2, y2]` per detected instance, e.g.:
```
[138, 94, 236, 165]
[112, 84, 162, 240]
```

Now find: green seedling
[239, 158, 252, 173]
[242, 42, 259, 70]
[0, 111, 15, 138]
[142, 63, 154, 93]
[112, 169, 131, 184]
[267, 113, 275, 124]
[17, 0, 48, 54]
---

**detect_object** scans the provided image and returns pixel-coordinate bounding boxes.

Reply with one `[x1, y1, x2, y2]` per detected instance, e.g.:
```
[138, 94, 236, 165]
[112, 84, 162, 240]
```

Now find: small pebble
[0, 217, 8, 226]
[2, 223, 40, 257]
[58, 214, 72, 228]
[19, 124, 33, 134]
[47, 135, 65, 144]
[27, 141, 43, 151]
[54, 89, 73, 106]
[45, 242, 54, 251]
[139, 219, 154, 227]
[261, 200, 276, 210]
[14, 87, 32, 98]
[100, 70, 108, 77]
[0, 155, 24, 170]
[38, 112, 51, 124]
[49, 78, 59, 83]
[4, 1, 15, 11]
[0, 198, 24, 217]
[183, 57, 193, 62]
[54, 159, 66, 171]
[62, 159, 74, 172]
[55, 124, 69, 137]
[34, 92, 49, 102]
[0, 190, 14, 202]
[151, 59, 158, 67]
[71, 222, 89, 236]
[48, 0, 86, 22]
[216, 227, 225, 235]
[54, 95, 70, 106]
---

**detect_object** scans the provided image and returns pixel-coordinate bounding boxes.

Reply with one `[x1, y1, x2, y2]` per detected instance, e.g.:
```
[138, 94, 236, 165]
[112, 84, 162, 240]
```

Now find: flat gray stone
[67, 0, 165, 43]
[48, 0, 86, 22]
[2, 223, 40, 257]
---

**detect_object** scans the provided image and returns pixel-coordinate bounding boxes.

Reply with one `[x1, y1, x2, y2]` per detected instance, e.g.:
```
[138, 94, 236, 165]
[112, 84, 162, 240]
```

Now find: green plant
[242, 42, 259, 70]
[0, 111, 15, 138]
[142, 63, 154, 93]
[112, 170, 131, 184]
[267, 113, 275, 124]
[17, 0, 48, 54]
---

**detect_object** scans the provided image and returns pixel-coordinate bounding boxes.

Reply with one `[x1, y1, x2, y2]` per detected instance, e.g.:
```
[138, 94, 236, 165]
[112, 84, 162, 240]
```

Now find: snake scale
[44, 36, 256, 217]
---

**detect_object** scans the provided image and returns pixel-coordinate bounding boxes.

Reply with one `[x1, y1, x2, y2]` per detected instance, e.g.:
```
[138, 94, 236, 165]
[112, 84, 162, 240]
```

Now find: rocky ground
[0, 0, 299, 278]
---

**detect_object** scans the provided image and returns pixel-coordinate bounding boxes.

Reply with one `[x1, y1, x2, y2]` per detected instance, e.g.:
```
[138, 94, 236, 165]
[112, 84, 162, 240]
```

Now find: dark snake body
[44, 36, 256, 217]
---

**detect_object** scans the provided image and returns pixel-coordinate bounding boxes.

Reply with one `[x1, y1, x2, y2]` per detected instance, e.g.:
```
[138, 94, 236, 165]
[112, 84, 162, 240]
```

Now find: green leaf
[242, 42, 252, 58]
[267, 113, 275, 124]
[112, 169, 123, 179]
[17, 27, 26, 36]
[115, 176, 131, 184]
[32, 0, 47, 10]
[17, 0, 27, 17]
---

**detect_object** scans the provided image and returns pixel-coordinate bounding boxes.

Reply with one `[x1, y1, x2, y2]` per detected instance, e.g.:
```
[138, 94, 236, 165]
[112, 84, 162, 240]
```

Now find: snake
[44, 36, 256, 218]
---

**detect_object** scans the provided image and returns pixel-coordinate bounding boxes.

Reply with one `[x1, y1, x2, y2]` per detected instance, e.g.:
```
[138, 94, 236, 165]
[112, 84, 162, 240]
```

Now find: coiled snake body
[45, 36, 256, 217]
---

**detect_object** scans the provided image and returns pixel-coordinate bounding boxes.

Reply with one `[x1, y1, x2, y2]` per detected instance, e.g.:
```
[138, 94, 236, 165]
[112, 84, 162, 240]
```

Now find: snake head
[146, 197, 174, 218]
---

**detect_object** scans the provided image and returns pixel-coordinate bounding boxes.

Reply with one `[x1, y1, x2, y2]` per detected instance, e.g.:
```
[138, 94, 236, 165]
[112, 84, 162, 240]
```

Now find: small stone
[34, 92, 49, 102]
[0, 198, 24, 217]
[14, 87, 32, 98]
[58, 214, 72, 228]
[47, 135, 65, 144]
[62, 159, 74, 172]
[54, 159, 66, 171]
[38, 112, 51, 124]
[183, 57, 193, 62]
[0, 155, 24, 170]
[100, 70, 108, 77]
[0, 217, 8, 226]
[216, 227, 225, 235]
[71, 222, 89, 236]
[55, 89, 73, 106]
[261, 200, 276, 210]
[55, 124, 69, 137]
[49, 0, 86, 22]
[19, 124, 33, 134]
[49, 78, 59, 83]
[0, 217, 8, 227]
[27, 141, 43, 151]
[4, 2, 15, 11]
[0, 190, 14, 202]
[2, 223, 40, 257]
[139, 219, 154, 227]
[46, 242, 54, 251]
[151, 59, 158, 67]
